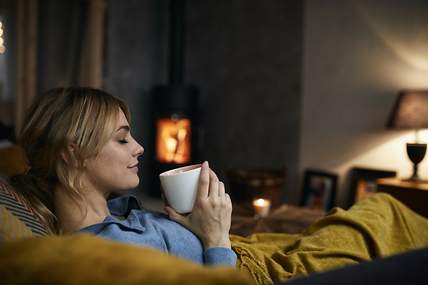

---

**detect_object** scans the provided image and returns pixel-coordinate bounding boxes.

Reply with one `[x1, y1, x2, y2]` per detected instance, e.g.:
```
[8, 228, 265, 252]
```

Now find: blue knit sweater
[79, 195, 237, 267]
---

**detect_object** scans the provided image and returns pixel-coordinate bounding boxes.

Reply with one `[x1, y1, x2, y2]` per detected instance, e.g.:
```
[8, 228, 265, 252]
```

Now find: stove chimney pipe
[169, 0, 185, 85]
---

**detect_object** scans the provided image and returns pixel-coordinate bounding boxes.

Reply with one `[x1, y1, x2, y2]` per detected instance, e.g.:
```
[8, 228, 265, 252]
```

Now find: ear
[60, 143, 77, 165]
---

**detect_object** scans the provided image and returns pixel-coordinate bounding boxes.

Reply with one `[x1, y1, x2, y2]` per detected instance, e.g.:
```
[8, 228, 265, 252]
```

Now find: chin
[129, 177, 140, 188]
[113, 178, 140, 192]
[123, 174, 140, 187]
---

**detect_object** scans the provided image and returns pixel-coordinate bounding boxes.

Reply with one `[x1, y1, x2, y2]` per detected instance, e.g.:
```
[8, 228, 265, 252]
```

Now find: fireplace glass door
[156, 116, 191, 164]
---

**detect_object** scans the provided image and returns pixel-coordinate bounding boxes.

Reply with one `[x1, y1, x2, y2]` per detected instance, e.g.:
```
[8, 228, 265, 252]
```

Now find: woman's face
[82, 109, 144, 195]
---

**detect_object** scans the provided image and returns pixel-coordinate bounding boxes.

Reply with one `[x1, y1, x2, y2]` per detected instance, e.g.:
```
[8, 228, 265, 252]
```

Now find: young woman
[12, 87, 235, 266]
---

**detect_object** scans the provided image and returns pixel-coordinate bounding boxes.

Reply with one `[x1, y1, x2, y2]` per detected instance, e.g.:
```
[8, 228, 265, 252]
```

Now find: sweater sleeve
[204, 247, 237, 267]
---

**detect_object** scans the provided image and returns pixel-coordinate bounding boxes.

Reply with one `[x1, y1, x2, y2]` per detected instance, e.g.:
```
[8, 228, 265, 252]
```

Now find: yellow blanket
[231, 193, 428, 285]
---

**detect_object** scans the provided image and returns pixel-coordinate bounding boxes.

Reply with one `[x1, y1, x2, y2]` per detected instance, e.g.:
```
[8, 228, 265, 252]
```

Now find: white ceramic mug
[159, 164, 202, 213]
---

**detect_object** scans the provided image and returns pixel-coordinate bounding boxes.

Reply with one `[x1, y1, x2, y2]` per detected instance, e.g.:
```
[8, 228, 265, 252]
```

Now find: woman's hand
[164, 161, 233, 249]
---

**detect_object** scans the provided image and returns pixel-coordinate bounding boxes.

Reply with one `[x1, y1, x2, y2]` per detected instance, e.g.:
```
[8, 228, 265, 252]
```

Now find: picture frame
[346, 167, 397, 208]
[300, 169, 338, 211]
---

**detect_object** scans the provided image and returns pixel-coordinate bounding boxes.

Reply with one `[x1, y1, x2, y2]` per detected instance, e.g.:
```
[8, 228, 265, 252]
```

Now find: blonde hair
[11, 87, 130, 233]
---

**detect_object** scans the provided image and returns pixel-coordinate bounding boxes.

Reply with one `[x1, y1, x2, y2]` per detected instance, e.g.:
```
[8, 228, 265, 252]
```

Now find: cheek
[99, 149, 135, 178]
[85, 152, 122, 177]
[98, 146, 128, 165]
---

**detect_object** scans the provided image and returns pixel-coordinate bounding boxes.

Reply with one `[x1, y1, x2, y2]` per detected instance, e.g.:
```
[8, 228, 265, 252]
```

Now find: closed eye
[118, 139, 128, 144]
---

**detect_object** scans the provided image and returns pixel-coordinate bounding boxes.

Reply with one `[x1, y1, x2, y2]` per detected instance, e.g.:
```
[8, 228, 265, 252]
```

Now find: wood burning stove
[148, 0, 201, 197]
[149, 85, 200, 197]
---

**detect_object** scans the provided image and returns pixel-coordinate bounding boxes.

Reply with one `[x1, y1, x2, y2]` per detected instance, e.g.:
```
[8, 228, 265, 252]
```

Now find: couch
[1, 145, 428, 285]
[283, 245, 428, 285]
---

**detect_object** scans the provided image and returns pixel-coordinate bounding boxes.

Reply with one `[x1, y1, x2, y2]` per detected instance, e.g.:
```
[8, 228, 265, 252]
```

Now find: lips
[128, 163, 139, 168]
[128, 163, 139, 173]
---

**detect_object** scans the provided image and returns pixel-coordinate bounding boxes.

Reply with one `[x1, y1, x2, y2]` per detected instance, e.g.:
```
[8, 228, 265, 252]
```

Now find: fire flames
[156, 117, 191, 164]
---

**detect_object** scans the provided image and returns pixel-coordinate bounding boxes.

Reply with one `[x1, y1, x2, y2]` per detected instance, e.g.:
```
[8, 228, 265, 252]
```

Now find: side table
[376, 178, 428, 218]
[230, 203, 325, 237]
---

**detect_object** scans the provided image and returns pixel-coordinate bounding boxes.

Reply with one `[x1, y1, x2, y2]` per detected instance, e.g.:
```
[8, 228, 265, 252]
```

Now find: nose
[134, 142, 144, 157]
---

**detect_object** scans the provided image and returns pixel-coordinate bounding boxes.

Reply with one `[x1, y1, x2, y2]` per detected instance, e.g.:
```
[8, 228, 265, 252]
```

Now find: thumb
[164, 206, 187, 225]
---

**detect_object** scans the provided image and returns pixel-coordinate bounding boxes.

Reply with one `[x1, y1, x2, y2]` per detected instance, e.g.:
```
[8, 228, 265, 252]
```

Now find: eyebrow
[116, 125, 130, 132]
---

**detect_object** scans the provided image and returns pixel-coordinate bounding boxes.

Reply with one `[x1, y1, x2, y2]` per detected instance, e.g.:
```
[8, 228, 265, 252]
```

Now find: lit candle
[252, 198, 271, 217]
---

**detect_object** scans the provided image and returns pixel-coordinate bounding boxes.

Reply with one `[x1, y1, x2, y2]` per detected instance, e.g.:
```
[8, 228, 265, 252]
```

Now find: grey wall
[185, 1, 302, 202]
[31, 0, 428, 207]
[38, 0, 83, 93]
[302, 0, 428, 205]
[106, 0, 303, 201]
[105, 0, 168, 193]
[12, 0, 428, 208]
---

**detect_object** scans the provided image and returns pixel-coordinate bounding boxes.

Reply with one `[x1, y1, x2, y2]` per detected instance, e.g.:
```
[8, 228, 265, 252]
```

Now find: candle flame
[253, 198, 271, 207]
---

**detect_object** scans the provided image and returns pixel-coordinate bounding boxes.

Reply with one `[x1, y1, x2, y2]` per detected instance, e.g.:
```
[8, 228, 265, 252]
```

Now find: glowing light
[356, 2, 428, 71]
[334, 130, 428, 181]
[252, 198, 271, 217]
[156, 117, 191, 164]
[0, 21, 5, 53]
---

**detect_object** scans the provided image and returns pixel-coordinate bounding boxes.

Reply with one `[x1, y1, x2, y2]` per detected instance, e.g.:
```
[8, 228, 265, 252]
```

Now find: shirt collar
[101, 195, 146, 233]
[79, 213, 145, 234]
[107, 195, 143, 216]
[78, 195, 147, 234]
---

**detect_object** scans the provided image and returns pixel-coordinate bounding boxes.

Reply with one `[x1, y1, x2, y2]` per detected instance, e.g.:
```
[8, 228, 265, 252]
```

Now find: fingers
[219, 181, 227, 205]
[164, 206, 188, 226]
[197, 161, 210, 199]
[225, 192, 232, 206]
[219, 181, 225, 198]
[209, 170, 220, 198]
[198, 162, 227, 202]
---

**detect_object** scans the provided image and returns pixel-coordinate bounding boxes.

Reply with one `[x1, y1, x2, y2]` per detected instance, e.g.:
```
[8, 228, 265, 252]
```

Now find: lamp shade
[386, 90, 428, 129]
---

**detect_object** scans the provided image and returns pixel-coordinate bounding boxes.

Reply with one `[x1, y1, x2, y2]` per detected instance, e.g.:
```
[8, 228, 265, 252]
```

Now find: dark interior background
[36, 0, 302, 203]
[4, 0, 428, 206]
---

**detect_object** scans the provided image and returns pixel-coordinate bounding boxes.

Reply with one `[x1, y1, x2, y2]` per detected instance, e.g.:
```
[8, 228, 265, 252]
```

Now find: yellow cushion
[0, 205, 34, 241]
[0, 179, 49, 241]
[0, 234, 254, 285]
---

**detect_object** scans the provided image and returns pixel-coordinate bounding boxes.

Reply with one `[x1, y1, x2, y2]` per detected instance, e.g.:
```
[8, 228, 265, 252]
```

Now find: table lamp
[386, 90, 428, 181]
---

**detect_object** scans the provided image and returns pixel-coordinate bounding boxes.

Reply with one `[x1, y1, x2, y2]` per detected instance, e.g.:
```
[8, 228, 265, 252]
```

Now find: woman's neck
[54, 185, 110, 234]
